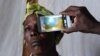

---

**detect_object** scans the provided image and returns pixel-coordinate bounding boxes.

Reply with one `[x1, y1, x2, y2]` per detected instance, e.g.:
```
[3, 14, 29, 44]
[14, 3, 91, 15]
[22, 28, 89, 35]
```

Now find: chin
[31, 46, 44, 55]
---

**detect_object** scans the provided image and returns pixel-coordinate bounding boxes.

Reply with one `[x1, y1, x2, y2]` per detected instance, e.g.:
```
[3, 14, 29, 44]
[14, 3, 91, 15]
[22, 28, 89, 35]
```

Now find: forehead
[23, 15, 37, 26]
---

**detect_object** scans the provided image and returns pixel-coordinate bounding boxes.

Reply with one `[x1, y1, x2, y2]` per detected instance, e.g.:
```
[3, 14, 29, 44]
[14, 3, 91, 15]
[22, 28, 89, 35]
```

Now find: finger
[60, 12, 67, 15]
[66, 6, 80, 12]
[74, 16, 80, 24]
[61, 27, 78, 33]
[63, 6, 81, 16]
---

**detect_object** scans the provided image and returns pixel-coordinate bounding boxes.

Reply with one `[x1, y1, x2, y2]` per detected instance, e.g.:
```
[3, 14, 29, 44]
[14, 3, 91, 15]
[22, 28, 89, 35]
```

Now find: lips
[31, 40, 39, 47]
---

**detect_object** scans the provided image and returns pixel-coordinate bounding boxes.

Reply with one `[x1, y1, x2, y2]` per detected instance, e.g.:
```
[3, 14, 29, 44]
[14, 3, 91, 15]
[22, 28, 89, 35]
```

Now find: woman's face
[23, 15, 56, 55]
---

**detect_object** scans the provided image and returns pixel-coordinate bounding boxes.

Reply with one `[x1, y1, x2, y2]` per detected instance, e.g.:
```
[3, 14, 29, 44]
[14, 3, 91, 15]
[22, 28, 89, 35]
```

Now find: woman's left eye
[24, 27, 31, 32]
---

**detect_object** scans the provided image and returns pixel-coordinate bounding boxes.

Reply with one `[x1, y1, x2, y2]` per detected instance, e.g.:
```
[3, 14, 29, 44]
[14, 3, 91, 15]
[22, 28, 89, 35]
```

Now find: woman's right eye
[24, 27, 31, 32]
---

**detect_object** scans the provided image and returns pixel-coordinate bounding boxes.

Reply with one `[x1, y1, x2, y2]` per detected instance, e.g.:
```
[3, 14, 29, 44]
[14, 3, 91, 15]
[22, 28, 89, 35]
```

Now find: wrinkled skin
[23, 14, 63, 56]
[61, 6, 100, 33]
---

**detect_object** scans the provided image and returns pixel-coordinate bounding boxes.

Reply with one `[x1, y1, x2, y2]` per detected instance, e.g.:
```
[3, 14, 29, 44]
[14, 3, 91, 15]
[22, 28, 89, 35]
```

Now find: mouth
[31, 40, 40, 47]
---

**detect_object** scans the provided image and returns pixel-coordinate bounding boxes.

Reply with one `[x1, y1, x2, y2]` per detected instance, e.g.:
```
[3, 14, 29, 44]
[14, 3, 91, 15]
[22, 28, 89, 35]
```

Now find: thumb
[61, 25, 78, 33]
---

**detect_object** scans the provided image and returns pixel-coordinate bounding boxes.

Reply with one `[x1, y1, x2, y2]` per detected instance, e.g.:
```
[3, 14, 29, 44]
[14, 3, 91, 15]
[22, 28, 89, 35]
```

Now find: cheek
[40, 34, 46, 38]
[24, 32, 31, 43]
[39, 33, 53, 40]
[39, 33, 51, 38]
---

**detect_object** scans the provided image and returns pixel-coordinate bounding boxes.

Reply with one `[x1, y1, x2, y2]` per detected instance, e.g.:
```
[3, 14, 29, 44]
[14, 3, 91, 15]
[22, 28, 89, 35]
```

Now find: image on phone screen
[38, 15, 64, 32]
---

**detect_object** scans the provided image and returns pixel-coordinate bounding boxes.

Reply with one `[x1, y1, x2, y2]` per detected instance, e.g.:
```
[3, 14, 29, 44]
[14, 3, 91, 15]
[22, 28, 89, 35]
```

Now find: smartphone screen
[63, 15, 73, 28]
[37, 15, 64, 32]
[37, 15, 73, 32]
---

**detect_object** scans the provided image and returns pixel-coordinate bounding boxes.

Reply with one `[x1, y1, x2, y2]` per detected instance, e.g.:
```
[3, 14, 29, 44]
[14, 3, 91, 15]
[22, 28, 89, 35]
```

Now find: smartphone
[37, 15, 73, 32]
[62, 15, 73, 28]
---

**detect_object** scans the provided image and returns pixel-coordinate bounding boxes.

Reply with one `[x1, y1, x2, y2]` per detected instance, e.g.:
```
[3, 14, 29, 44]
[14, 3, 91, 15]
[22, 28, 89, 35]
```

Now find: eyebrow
[23, 19, 31, 26]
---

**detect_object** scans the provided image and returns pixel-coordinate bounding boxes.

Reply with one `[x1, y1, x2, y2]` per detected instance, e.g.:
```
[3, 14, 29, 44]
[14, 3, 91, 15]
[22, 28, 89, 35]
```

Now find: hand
[61, 6, 99, 33]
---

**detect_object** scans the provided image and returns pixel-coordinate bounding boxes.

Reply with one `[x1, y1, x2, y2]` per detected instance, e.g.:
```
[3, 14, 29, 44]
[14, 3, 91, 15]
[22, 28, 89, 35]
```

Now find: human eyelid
[24, 26, 31, 31]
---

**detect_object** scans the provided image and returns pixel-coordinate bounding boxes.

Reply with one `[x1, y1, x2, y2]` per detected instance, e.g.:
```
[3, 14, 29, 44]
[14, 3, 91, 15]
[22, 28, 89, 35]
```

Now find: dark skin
[61, 6, 100, 34]
[23, 14, 63, 56]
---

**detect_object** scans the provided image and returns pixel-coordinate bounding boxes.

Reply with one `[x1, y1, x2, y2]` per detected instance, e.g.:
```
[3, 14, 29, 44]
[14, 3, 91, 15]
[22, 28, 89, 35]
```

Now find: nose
[30, 32, 39, 36]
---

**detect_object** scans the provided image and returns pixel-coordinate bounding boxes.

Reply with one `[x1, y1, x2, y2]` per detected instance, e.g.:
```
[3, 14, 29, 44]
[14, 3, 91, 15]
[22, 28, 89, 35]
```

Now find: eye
[24, 27, 31, 32]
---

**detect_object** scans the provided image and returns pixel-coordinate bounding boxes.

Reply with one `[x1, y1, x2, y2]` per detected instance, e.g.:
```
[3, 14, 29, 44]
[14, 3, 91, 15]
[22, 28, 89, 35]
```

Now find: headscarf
[25, 2, 53, 20]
